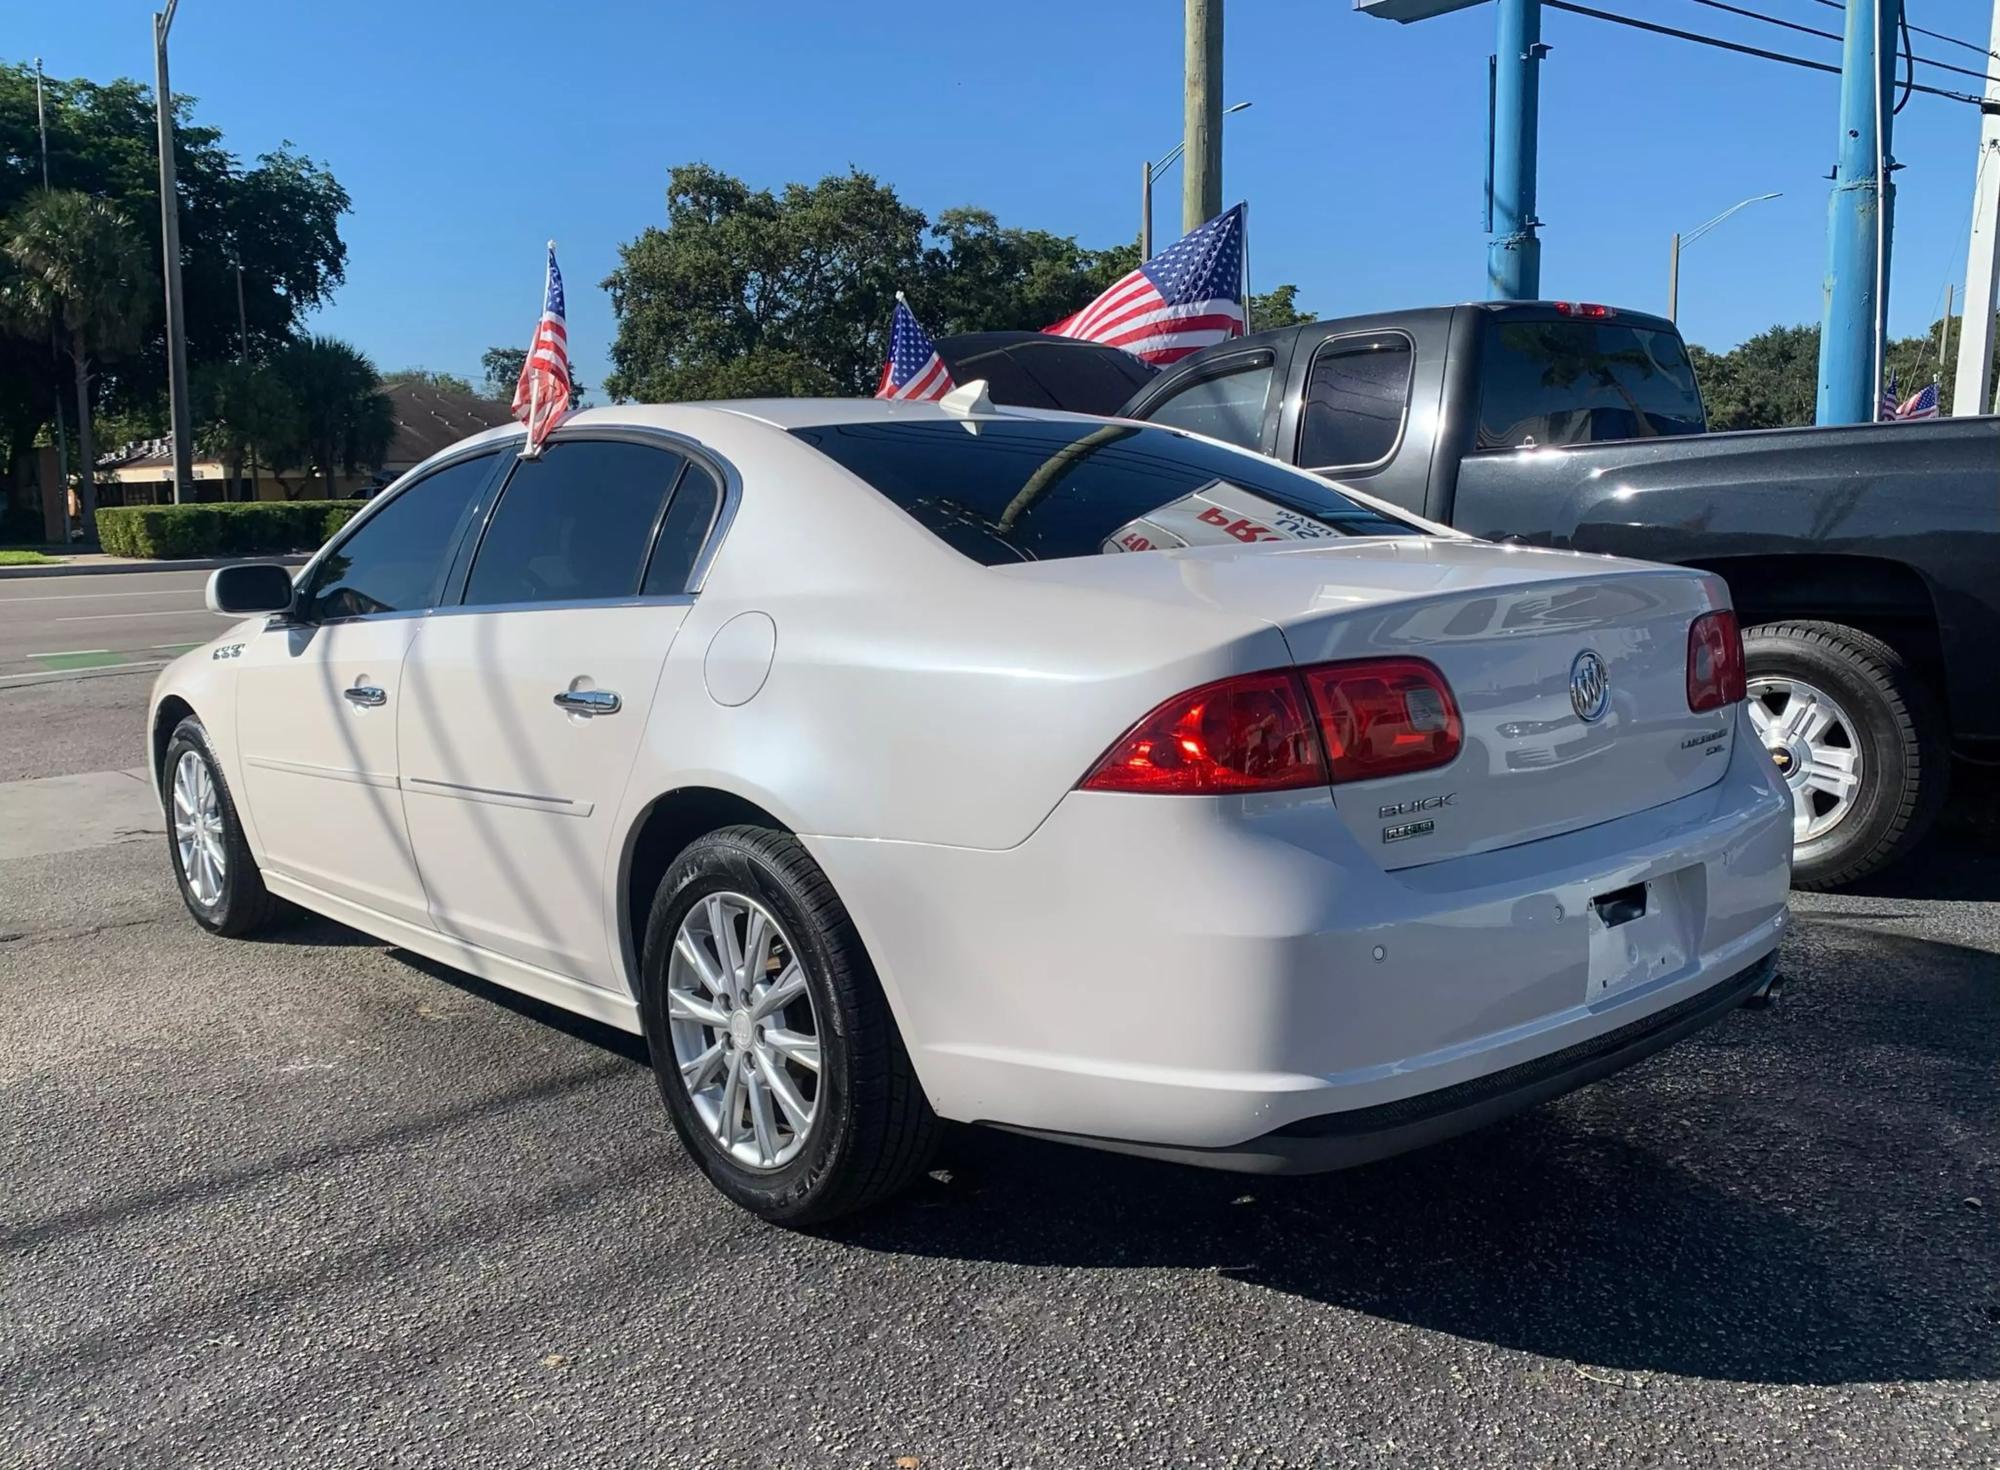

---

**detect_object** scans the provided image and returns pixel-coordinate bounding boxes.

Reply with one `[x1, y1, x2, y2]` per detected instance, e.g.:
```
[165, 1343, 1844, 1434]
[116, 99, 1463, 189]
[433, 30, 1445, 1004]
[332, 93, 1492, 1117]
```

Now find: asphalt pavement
[0, 567, 226, 687]
[1, 672, 1994, 1469]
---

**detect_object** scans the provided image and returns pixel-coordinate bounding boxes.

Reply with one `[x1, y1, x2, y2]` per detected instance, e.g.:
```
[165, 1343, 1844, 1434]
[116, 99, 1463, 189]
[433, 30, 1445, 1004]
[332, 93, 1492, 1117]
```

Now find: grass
[0, 549, 62, 566]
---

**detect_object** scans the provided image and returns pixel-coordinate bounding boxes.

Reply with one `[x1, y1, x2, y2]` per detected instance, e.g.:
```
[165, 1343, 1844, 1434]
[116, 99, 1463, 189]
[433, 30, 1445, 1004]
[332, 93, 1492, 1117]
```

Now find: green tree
[0, 190, 151, 537]
[1248, 284, 1314, 331]
[606, 164, 928, 402]
[0, 64, 349, 457]
[1688, 324, 1820, 430]
[267, 336, 393, 499]
[382, 367, 475, 394]
[480, 345, 587, 406]
[193, 359, 300, 500]
[918, 208, 1137, 335]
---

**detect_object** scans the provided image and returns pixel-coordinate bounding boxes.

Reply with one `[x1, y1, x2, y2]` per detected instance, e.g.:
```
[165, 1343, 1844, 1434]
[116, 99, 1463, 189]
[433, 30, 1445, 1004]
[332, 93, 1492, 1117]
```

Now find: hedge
[96, 500, 361, 560]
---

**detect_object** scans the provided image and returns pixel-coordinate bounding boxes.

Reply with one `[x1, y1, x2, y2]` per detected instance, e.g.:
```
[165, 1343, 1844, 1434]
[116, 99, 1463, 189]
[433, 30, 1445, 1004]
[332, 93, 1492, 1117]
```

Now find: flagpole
[522, 241, 552, 458]
[1240, 201, 1252, 334]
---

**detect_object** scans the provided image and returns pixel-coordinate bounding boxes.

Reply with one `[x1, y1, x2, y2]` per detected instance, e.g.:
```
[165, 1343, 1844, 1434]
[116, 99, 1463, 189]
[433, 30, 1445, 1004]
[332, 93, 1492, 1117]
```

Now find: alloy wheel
[665, 891, 822, 1171]
[171, 750, 228, 907]
[1746, 675, 1865, 843]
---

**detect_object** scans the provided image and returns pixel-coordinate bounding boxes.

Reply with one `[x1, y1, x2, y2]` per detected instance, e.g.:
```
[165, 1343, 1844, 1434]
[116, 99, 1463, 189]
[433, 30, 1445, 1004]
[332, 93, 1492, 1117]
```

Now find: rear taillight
[1302, 657, 1463, 783]
[1687, 610, 1746, 711]
[1079, 658, 1463, 794]
[1078, 670, 1326, 795]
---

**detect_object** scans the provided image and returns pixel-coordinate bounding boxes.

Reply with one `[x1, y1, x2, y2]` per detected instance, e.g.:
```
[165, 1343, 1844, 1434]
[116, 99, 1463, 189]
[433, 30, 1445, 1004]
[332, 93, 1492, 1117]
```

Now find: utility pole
[153, 1, 194, 505]
[34, 58, 74, 541]
[1950, 0, 2000, 417]
[1816, 0, 1902, 425]
[235, 258, 258, 502]
[1183, 0, 1223, 231]
[1488, 0, 1545, 299]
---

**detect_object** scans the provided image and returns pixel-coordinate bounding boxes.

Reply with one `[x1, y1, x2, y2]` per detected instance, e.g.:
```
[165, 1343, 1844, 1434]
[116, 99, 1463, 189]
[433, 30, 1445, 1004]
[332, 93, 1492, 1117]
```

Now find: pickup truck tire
[1741, 621, 1947, 890]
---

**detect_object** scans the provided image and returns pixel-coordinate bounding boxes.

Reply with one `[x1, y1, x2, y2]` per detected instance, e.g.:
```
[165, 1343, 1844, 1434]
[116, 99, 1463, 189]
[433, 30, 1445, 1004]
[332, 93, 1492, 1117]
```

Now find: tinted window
[790, 419, 1417, 567]
[1297, 334, 1412, 470]
[306, 454, 496, 619]
[1476, 320, 1706, 449]
[464, 441, 684, 606]
[1142, 361, 1273, 449]
[641, 464, 723, 596]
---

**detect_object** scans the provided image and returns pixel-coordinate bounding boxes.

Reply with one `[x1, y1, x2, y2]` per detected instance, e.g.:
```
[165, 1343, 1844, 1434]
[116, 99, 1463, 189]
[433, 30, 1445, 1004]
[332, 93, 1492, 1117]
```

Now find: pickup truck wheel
[1741, 621, 1947, 890]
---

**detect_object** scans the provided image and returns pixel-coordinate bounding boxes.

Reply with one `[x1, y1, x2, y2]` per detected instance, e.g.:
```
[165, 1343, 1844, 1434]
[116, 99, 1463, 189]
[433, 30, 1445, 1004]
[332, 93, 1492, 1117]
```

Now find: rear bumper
[991, 949, 1778, 1174]
[808, 710, 1792, 1156]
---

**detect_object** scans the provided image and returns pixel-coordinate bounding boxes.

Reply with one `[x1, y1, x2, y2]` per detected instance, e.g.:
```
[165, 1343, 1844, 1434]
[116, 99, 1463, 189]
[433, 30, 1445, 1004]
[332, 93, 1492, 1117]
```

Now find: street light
[1668, 192, 1782, 321]
[1141, 100, 1251, 256]
[154, 0, 194, 507]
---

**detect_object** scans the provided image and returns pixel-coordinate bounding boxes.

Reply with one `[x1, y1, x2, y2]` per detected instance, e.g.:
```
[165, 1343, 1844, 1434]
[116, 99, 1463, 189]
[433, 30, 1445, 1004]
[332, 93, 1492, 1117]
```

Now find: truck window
[1296, 332, 1413, 471]
[1141, 361, 1274, 450]
[1475, 320, 1706, 450]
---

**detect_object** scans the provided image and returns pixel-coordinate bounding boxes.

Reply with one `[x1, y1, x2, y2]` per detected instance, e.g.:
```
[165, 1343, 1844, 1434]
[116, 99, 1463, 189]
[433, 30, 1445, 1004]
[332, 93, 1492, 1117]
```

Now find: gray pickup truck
[1063, 301, 1999, 888]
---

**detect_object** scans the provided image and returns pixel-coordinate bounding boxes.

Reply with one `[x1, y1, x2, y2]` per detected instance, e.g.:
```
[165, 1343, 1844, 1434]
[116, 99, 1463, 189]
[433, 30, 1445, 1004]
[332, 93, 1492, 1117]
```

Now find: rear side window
[790, 418, 1417, 567]
[1476, 320, 1706, 449]
[306, 453, 496, 620]
[640, 463, 724, 596]
[1296, 334, 1413, 470]
[1141, 361, 1274, 450]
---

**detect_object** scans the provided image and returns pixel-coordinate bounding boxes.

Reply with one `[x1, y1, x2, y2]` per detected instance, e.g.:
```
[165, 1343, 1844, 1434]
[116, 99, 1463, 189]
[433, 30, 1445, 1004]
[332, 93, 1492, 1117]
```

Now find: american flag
[876, 296, 954, 401]
[1887, 380, 1940, 420]
[512, 242, 572, 453]
[1045, 203, 1247, 365]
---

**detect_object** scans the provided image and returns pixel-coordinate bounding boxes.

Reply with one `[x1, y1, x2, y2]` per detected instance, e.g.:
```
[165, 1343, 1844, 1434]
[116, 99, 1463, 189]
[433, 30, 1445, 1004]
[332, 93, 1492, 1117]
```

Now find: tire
[162, 716, 285, 936]
[638, 825, 941, 1225]
[1742, 620, 1948, 890]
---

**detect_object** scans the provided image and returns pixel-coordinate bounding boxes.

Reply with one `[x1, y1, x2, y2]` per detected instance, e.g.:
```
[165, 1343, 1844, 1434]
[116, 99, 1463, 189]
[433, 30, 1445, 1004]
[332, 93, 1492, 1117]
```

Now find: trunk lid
[994, 537, 1737, 868]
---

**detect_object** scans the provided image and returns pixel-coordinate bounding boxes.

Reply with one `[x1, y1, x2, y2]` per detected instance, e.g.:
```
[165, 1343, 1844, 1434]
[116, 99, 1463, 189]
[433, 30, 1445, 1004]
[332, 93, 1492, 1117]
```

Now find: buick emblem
[1570, 649, 1610, 723]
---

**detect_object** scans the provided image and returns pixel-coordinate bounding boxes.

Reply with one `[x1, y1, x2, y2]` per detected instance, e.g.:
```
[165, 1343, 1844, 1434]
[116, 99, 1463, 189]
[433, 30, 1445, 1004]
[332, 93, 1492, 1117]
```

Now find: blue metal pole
[1488, 0, 1544, 299]
[1816, 0, 1901, 424]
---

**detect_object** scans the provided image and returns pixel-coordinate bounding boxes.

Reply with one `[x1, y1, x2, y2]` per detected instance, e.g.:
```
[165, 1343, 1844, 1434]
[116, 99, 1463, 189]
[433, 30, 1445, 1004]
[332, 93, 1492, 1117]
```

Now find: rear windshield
[790, 419, 1419, 566]
[1476, 320, 1706, 449]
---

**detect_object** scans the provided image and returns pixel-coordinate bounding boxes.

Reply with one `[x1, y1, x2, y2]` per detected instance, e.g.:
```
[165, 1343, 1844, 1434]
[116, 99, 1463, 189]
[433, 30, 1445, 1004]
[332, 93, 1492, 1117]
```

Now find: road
[1, 669, 1994, 1469]
[0, 568, 223, 687]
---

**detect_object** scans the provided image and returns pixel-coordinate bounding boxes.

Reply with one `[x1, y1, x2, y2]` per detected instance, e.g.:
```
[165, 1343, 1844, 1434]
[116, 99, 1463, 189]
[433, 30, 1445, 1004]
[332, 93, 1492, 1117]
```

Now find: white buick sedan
[150, 398, 1791, 1223]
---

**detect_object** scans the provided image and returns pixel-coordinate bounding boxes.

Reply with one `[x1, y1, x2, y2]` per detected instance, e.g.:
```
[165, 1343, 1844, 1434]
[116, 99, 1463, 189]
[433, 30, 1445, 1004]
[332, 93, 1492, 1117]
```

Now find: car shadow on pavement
[1825, 831, 2000, 903]
[827, 923, 1998, 1390]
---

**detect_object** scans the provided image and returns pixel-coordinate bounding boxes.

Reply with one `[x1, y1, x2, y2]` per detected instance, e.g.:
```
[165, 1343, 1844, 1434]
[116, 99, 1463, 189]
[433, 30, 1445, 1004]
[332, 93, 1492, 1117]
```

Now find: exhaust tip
[1742, 970, 1784, 1010]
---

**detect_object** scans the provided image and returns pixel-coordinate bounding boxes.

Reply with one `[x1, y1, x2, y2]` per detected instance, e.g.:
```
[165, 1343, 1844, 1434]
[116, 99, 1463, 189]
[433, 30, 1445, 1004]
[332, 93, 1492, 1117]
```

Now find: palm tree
[193, 360, 301, 501]
[268, 335, 394, 498]
[0, 191, 152, 539]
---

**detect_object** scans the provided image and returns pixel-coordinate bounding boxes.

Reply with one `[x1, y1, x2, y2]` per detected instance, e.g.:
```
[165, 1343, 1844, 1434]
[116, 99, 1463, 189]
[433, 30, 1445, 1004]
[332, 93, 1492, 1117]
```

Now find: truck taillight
[1078, 670, 1327, 795]
[1687, 610, 1746, 711]
[1079, 658, 1464, 795]
[1552, 301, 1616, 319]
[1301, 658, 1463, 783]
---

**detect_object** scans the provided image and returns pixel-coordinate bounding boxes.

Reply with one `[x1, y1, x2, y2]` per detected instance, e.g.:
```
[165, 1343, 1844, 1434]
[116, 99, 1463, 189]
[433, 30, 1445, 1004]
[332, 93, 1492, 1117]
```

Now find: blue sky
[18, 0, 1996, 392]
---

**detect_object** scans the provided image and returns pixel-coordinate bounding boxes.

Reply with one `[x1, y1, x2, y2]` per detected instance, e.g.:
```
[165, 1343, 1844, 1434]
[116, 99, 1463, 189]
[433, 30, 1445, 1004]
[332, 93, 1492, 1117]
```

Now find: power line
[1543, 0, 1990, 104]
[1804, 0, 1999, 62]
[1677, 0, 2000, 88]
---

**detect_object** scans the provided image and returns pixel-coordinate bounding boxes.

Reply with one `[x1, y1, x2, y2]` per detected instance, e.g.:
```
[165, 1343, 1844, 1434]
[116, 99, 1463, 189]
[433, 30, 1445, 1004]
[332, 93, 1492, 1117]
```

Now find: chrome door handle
[343, 685, 387, 708]
[553, 688, 621, 717]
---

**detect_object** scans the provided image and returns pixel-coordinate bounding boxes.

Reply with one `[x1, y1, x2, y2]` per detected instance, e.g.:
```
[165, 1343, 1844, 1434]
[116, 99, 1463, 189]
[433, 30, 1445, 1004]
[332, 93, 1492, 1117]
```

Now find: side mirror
[205, 563, 296, 617]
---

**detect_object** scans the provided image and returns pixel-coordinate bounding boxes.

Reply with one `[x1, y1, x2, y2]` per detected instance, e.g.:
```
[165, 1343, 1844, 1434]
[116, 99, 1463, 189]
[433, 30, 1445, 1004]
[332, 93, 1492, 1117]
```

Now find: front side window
[1476, 320, 1707, 449]
[1296, 334, 1413, 470]
[464, 440, 686, 607]
[1140, 361, 1274, 450]
[305, 453, 497, 620]
[790, 418, 1417, 567]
